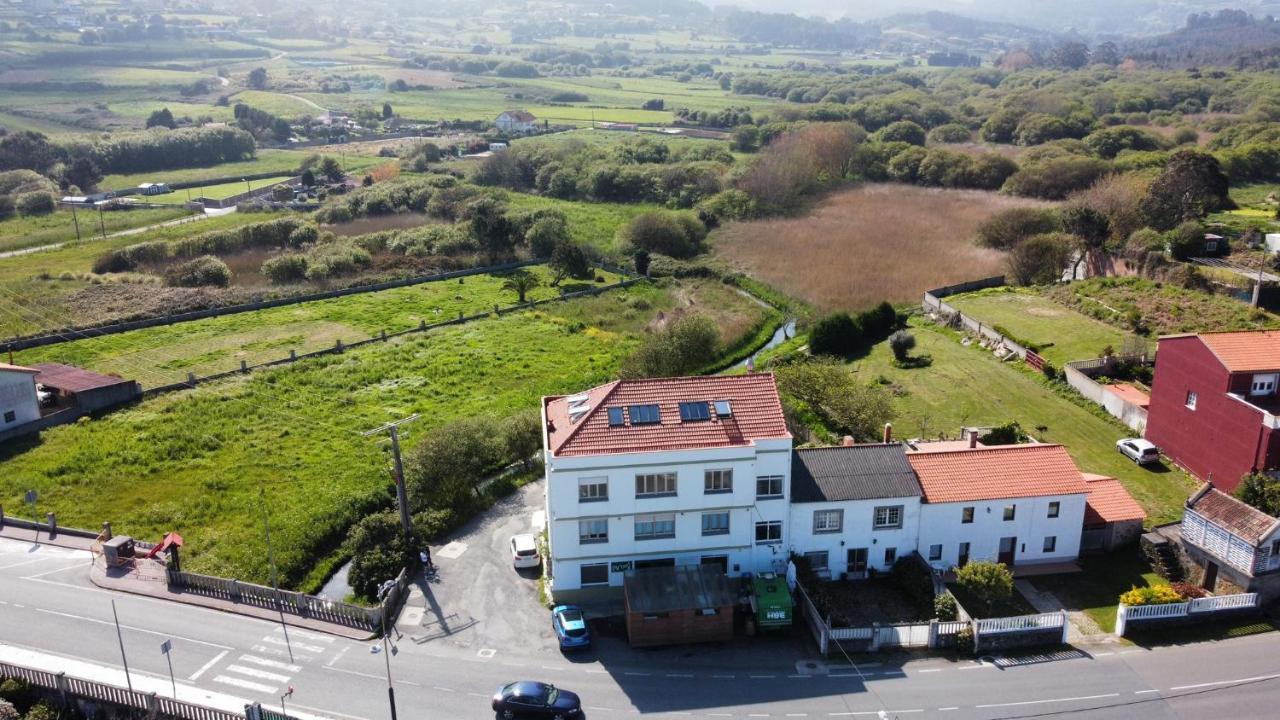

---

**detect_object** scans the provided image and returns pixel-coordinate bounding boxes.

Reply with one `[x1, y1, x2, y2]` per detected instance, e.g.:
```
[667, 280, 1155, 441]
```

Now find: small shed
[623, 564, 737, 647]
[32, 363, 140, 413]
[1081, 474, 1147, 552]
[137, 182, 171, 196]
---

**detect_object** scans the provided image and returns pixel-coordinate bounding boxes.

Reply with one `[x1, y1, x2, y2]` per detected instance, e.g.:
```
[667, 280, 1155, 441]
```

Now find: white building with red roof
[0, 362, 42, 429]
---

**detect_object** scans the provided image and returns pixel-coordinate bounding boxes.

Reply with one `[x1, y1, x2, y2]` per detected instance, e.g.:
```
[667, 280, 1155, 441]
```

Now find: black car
[492, 681, 582, 719]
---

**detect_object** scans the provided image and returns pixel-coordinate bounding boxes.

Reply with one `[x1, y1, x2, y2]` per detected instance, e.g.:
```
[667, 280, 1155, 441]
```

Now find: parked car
[551, 605, 591, 649]
[1117, 438, 1160, 465]
[491, 680, 581, 719]
[511, 533, 540, 569]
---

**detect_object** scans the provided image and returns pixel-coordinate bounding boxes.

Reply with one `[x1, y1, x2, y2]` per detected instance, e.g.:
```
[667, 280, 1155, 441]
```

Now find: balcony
[1227, 392, 1280, 429]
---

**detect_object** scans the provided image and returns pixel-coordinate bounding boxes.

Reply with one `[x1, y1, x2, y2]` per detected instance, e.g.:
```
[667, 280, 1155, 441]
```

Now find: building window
[679, 401, 711, 422]
[635, 472, 677, 498]
[804, 551, 829, 570]
[756, 475, 783, 499]
[813, 509, 843, 534]
[1047, 501, 1060, 519]
[607, 407, 625, 426]
[578, 477, 608, 502]
[2, 410, 14, 424]
[1003, 505, 1016, 521]
[883, 547, 897, 565]
[704, 469, 733, 494]
[1185, 391, 1197, 410]
[873, 505, 903, 530]
[579, 519, 608, 544]
[1251, 374, 1278, 396]
[755, 520, 782, 544]
[961, 506, 974, 524]
[635, 514, 676, 540]
[580, 564, 609, 586]
[928, 544, 943, 561]
[1043, 536, 1057, 553]
[628, 404, 661, 425]
[701, 511, 730, 536]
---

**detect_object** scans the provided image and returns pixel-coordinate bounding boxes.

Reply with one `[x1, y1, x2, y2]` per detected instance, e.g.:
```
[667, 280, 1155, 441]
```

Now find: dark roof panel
[791, 444, 922, 503]
[32, 363, 132, 393]
[624, 564, 737, 614]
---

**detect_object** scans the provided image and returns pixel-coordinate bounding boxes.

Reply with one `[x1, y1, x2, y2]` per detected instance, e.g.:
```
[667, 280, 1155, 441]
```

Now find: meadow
[711, 185, 1048, 313]
[1045, 277, 1280, 336]
[100, 149, 386, 190]
[144, 176, 297, 204]
[0, 277, 768, 591]
[501, 192, 660, 255]
[0, 206, 194, 254]
[946, 287, 1132, 364]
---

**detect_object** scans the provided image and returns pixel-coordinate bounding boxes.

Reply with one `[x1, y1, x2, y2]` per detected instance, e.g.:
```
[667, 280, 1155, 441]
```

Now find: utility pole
[259, 484, 295, 662]
[70, 204, 81, 242]
[362, 414, 420, 544]
[97, 206, 106, 239]
[1253, 257, 1266, 308]
[111, 599, 134, 693]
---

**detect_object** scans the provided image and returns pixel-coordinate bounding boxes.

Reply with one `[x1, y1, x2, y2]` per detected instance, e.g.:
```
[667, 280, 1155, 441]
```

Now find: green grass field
[13, 265, 624, 384]
[0, 207, 194, 254]
[101, 149, 387, 190]
[946, 287, 1131, 364]
[501, 192, 659, 255]
[142, 176, 296, 204]
[845, 319, 1196, 525]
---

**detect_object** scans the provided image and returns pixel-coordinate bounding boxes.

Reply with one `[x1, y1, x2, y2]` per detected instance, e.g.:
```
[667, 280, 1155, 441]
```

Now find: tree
[405, 416, 504, 511]
[300, 168, 316, 187]
[1060, 203, 1111, 276]
[633, 249, 651, 276]
[1166, 220, 1206, 261]
[247, 67, 268, 90]
[616, 210, 706, 259]
[344, 512, 410, 601]
[549, 238, 591, 285]
[146, 107, 176, 129]
[163, 255, 231, 287]
[809, 312, 861, 358]
[524, 215, 569, 257]
[467, 197, 515, 264]
[976, 208, 1060, 250]
[382, 102, 393, 120]
[501, 410, 542, 471]
[319, 156, 345, 182]
[955, 561, 1014, 616]
[889, 331, 916, 361]
[1007, 233, 1073, 286]
[14, 192, 55, 217]
[1140, 150, 1234, 230]
[620, 314, 721, 378]
[1235, 473, 1280, 516]
[774, 358, 894, 440]
[63, 156, 102, 192]
[500, 269, 539, 303]
[874, 120, 927, 146]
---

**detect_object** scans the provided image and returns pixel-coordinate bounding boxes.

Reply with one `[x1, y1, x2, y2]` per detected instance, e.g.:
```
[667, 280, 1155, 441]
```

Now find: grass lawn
[845, 319, 1197, 525]
[100, 149, 384, 190]
[1045, 277, 1280, 336]
[1030, 551, 1162, 633]
[144, 177, 296, 204]
[946, 286, 1131, 364]
[0, 207, 194, 254]
[502, 192, 661, 256]
[13, 266, 625, 385]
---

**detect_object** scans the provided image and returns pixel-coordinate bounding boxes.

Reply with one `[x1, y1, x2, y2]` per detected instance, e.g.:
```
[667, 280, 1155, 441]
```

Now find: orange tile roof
[0, 363, 39, 374]
[906, 444, 1089, 504]
[1083, 474, 1147, 525]
[1187, 484, 1280, 545]
[1105, 383, 1150, 409]
[1197, 330, 1280, 373]
[545, 374, 790, 457]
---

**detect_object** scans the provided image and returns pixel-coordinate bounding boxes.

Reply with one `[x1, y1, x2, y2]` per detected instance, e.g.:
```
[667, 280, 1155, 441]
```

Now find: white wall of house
[543, 439, 792, 591]
[917, 494, 1087, 570]
[788, 498, 922, 578]
[0, 370, 40, 429]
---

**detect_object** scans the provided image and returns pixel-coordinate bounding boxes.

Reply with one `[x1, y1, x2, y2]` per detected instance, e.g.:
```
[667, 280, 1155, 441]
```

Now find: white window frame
[756, 475, 784, 499]
[701, 511, 730, 536]
[635, 513, 676, 541]
[580, 563, 609, 587]
[578, 519, 608, 544]
[578, 477, 608, 502]
[1186, 391, 1198, 410]
[873, 505, 903, 530]
[755, 520, 782, 544]
[704, 469, 733, 494]
[813, 509, 843, 534]
[635, 472, 677, 498]
[1251, 374, 1277, 396]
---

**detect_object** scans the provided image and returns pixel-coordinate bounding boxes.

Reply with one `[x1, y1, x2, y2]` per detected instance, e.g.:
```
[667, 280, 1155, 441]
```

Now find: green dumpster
[751, 574, 794, 629]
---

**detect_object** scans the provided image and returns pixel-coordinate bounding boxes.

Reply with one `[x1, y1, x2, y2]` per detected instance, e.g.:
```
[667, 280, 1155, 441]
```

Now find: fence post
[240, 360, 248, 373]
[289, 349, 297, 362]
[101, 521, 112, 540]
[419, 319, 426, 330]
[335, 339, 343, 352]
[146, 692, 159, 719]
[870, 622, 881, 652]
[381, 329, 387, 341]
[55, 672, 70, 707]
[971, 619, 980, 655]
[230, 579, 241, 602]
[928, 621, 938, 649]
[1060, 609, 1069, 644]
[45, 512, 57, 538]
[1115, 604, 1126, 637]
[187, 372, 196, 385]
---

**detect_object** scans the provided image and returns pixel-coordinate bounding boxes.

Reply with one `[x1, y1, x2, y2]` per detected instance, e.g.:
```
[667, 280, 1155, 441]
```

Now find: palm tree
[501, 269, 539, 303]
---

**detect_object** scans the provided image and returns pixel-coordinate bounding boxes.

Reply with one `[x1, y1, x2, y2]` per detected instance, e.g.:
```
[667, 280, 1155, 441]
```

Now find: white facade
[544, 439, 793, 592]
[495, 112, 536, 134]
[917, 494, 1087, 571]
[788, 497, 922, 578]
[0, 367, 40, 429]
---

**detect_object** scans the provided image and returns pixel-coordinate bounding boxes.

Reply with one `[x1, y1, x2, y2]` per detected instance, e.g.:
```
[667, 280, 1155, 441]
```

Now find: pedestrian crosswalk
[210, 626, 335, 695]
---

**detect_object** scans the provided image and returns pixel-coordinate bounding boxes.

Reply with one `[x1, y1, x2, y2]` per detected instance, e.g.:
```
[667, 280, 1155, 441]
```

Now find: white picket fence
[1115, 592, 1259, 636]
[975, 611, 1066, 635]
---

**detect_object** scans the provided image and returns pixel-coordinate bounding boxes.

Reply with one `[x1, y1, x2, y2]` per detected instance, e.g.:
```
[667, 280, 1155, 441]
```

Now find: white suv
[511, 534, 540, 569]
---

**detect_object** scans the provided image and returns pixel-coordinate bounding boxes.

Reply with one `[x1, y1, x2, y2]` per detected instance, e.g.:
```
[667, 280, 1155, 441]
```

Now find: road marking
[623, 671, 650, 677]
[667, 673, 694, 678]
[432, 686, 455, 693]
[23, 562, 92, 579]
[250, 644, 314, 662]
[828, 674, 857, 678]
[321, 666, 420, 686]
[466, 692, 487, 698]
[326, 645, 350, 667]
[1169, 673, 1280, 691]
[748, 674, 776, 679]
[34, 608, 233, 649]
[958, 664, 986, 670]
[212, 675, 277, 693]
[786, 714, 808, 717]
[711, 674, 735, 679]
[273, 627, 334, 643]
[938, 708, 959, 712]
[0, 557, 51, 571]
[977, 692, 1121, 709]
[586, 669, 608, 674]
[477, 648, 496, 659]
[238, 655, 301, 673]
[225, 665, 292, 683]
[587, 708, 614, 713]
[1093, 652, 1114, 657]
[260, 635, 324, 654]
[541, 665, 564, 671]
[788, 674, 809, 679]
[187, 650, 228, 681]
[1135, 690, 1159, 695]
[917, 668, 942, 673]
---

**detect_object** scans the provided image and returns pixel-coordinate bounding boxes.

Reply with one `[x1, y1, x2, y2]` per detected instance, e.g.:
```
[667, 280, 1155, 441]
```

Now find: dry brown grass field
[712, 184, 1051, 312]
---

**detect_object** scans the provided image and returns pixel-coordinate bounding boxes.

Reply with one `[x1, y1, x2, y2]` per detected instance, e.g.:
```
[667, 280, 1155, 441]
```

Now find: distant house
[0, 363, 42, 430]
[137, 182, 171, 196]
[1145, 330, 1280, 492]
[1179, 484, 1280, 600]
[495, 110, 537, 134]
[0, 362, 141, 443]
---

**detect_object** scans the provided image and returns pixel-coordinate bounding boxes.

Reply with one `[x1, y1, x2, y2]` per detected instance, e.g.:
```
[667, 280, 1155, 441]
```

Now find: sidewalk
[0, 523, 98, 551]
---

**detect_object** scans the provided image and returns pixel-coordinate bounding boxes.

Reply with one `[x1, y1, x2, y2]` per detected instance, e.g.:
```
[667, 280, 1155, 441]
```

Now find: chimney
[883, 423, 893, 444]
[841, 435, 855, 447]
[969, 431, 978, 449]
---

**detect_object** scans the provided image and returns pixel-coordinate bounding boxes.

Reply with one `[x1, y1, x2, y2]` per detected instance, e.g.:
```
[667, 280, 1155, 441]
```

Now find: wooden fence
[0, 660, 260, 720]
[1115, 592, 1259, 636]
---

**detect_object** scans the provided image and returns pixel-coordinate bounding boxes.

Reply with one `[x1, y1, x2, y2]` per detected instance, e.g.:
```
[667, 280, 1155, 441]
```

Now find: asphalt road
[3, 535, 1280, 720]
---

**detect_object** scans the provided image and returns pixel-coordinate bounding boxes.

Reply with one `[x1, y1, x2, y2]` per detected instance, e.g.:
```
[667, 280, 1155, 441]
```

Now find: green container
[752, 574, 794, 628]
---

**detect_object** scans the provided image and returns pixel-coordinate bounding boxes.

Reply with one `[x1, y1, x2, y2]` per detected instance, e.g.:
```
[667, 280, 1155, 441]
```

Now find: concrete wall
[787, 496, 922, 577]
[917, 494, 1087, 570]
[0, 370, 40, 428]
[1063, 359, 1149, 433]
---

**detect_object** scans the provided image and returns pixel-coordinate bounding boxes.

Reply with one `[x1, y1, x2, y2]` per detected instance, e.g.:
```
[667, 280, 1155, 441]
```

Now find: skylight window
[628, 404, 661, 425]
[679, 401, 711, 422]
[713, 400, 733, 417]
[607, 407, 625, 427]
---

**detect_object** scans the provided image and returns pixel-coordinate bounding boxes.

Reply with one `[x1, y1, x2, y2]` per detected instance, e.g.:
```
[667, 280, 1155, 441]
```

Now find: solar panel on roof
[628, 404, 661, 424]
[679, 401, 710, 422]
[607, 407, 625, 426]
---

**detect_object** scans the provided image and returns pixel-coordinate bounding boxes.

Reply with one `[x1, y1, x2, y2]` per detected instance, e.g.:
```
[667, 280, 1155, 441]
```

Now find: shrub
[980, 421, 1029, 445]
[1166, 220, 1206, 261]
[15, 191, 56, 216]
[288, 224, 319, 247]
[261, 253, 309, 284]
[874, 120, 927, 146]
[525, 215, 569, 258]
[1007, 233, 1073, 286]
[1170, 581, 1209, 600]
[163, 255, 231, 287]
[0, 699, 16, 720]
[411, 508, 458, 542]
[21, 703, 58, 720]
[620, 314, 721, 378]
[888, 330, 916, 361]
[774, 358, 895, 440]
[934, 592, 958, 621]
[808, 312, 861, 358]
[891, 556, 935, 614]
[549, 238, 592, 285]
[1119, 584, 1183, 606]
[633, 249, 651, 276]
[955, 560, 1013, 616]
[304, 241, 372, 280]
[616, 210, 706, 259]
[927, 123, 972, 144]
[976, 207, 1061, 250]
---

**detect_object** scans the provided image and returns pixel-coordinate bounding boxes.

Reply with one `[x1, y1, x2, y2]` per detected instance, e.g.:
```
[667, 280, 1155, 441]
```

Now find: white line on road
[238, 655, 301, 673]
[250, 644, 314, 662]
[541, 665, 564, 671]
[976, 692, 1121, 709]
[23, 561, 93, 579]
[321, 665, 420, 686]
[260, 635, 325, 654]
[187, 650, 228, 681]
[917, 668, 942, 673]
[34, 608, 233, 649]
[212, 675, 278, 694]
[273, 627, 335, 644]
[0, 558, 53, 571]
[938, 708, 959, 712]
[623, 671, 650, 677]
[586, 669, 608, 674]
[225, 665, 293, 683]
[711, 674, 735, 679]
[326, 645, 349, 667]
[748, 675, 776, 679]
[1135, 690, 1160, 695]
[667, 673, 694, 678]
[432, 686, 455, 693]
[586, 707, 614, 713]
[1169, 673, 1280, 691]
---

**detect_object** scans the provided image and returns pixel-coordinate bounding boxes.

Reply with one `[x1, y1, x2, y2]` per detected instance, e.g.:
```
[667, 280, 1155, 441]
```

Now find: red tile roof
[906, 444, 1089, 504]
[544, 374, 789, 457]
[1105, 383, 1150, 409]
[1197, 330, 1280, 373]
[31, 363, 131, 393]
[0, 363, 39, 374]
[1187, 484, 1280, 545]
[1083, 474, 1147, 525]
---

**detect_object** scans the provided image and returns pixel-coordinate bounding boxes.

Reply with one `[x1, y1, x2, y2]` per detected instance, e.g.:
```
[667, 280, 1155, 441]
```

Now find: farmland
[711, 185, 1047, 313]
[946, 287, 1132, 365]
[0, 206, 194, 254]
[100, 149, 386, 190]
[143, 176, 295, 204]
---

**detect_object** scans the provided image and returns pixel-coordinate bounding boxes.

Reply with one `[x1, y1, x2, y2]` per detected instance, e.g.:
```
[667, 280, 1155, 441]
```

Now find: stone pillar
[45, 512, 57, 538]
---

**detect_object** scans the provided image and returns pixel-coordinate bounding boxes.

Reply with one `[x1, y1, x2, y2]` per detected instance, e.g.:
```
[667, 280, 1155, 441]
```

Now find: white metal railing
[975, 612, 1064, 634]
[1190, 593, 1258, 612]
[1115, 592, 1259, 636]
[829, 626, 874, 641]
[1124, 602, 1188, 620]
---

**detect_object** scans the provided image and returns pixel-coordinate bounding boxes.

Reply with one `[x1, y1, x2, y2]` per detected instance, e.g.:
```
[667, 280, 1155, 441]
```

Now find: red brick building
[1146, 331, 1280, 492]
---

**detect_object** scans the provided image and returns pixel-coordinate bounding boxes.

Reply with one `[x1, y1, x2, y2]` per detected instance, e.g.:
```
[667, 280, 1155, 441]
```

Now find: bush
[888, 330, 916, 361]
[891, 556, 936, 615]
[21, 703, 57, 720]
[874, 120, 927, 146]
[620, 314, 721, 378]
[261, 253, 309, 284]
[163, 255, 231, 288]
[927, 123, 972, 144]
[616, 210, 706, 259]
[1166, 220, 1206, 261]
[1119, 584, 1183, 606]
[411, 508, 458, 542]
[1007, 233, 1073, 286]
[976, 208, 1060, 250]
[934, 592, 958, 621]
[955, 560, 1013, 616]
[0, 699, 16, 720]
[980, 421, 1029, 445]
[15, 191, 56, 216]
[1170, 581, 1209, 600]
[808, 312, 861, 358]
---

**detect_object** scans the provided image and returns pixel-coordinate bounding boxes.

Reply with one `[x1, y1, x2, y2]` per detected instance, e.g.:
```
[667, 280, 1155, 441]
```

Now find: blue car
[551, 605, 591, 649]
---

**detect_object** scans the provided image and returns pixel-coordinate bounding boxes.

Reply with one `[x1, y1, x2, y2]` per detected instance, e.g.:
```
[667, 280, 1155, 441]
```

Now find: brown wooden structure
[623, 564, 737, 647]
